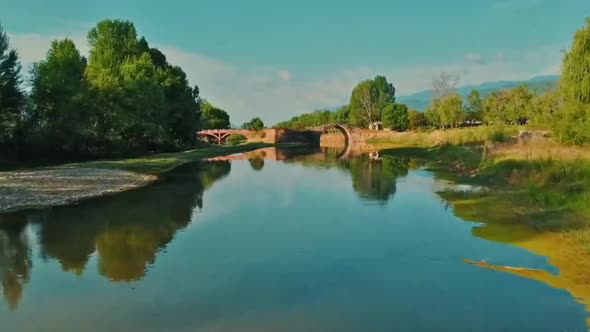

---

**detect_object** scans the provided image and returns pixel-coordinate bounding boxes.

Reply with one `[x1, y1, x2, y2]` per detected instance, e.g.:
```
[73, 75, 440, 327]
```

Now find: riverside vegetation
[273, 17, 590, 321]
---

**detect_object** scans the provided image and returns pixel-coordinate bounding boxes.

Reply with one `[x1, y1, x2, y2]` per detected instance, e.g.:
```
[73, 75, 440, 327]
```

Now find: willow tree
[561, 17, 590, 104]
[556, 17, 590, 144]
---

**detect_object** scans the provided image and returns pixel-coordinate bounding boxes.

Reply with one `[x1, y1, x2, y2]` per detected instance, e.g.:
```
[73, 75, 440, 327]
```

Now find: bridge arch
[319, 124, 353, 159]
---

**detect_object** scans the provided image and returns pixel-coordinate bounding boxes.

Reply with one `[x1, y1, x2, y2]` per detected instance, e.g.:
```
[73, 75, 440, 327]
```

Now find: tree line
[275, 75, 411, 131]
[276, 17, 590, 145]
[0, 19, 236, 159]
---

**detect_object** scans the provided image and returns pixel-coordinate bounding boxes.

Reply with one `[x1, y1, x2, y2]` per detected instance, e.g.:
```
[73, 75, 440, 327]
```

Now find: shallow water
[0, 148, 587, 331]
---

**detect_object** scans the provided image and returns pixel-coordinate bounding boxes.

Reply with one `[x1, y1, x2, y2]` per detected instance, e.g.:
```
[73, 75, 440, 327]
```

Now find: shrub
[487, 126, 511, 143]
[408, 110, 426, 130]
[227, 134, 247, 146]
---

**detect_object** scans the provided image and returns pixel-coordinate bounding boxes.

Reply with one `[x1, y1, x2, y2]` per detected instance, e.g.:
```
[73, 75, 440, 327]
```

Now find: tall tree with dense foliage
[29, 39, 88, 153]
[349, 76, 396, 127]
[382, 103, 409, 131]
[201, 101, 230, 129]
[561, 18, 590, 104]
[464, 90, 483, 122]
[0, 24, 25, 149]
[555, 17, 590, 144]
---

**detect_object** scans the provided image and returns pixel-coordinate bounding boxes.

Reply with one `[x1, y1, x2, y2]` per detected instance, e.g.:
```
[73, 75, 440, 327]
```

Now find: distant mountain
[397, 75, 560, 112]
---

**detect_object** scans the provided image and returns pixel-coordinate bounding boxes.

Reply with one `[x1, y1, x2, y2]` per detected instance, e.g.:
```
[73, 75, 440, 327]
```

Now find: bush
[487, 126, 511, 143]
[382, 103, 409, 131]
[408, 110, 426, 130]
[553, 102, 590, 145]
[226, 134, 247, 146]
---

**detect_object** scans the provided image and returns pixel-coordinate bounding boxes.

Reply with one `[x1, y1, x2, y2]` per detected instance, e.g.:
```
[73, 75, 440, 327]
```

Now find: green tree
[349, 76, 395, 127]
[530, 89, 561, 126]
[86, 19, 141, 88]
[465, 90, 483, 122]
[555, 17, 590, 144]
[0, 23, 25, 148]
[29, 39, 88, 153]
[430, 94, 463, 128]
[561, 17, 590, 104]
[119, 53, 166, 147]
[504, 85, 534, 125]
[333, 105, 350, 124]
[242, 117, 265, 131]
[483, 86, 534, 125]
[382, 103, 409, 131]
[201, 101, 230, 129]
[408, 110, 426, 130]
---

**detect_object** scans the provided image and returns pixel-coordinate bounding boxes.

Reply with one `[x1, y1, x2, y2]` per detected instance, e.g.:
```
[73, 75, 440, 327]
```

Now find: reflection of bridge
[311, 124, 354, 159]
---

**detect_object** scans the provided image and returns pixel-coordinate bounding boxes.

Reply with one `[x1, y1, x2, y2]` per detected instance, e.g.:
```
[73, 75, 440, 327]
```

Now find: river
[0, 147, 587, 331]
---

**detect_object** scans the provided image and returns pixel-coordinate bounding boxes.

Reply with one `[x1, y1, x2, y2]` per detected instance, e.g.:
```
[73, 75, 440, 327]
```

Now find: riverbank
[0, 143, 271, 213]
[377, 134, 590, 324]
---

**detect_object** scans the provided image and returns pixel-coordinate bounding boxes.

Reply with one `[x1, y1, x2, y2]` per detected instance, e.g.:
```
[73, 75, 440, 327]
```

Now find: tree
[201, 101, 230, 129]
[435, 94, 464, 128]
[0, 23, 25, 148]
[504, 85, 534, 125]
[465, 90, 483, 122]
[483, 86, 534, 125]
[29, 39, 88, 153]
[349, 76, 395, 128]
[432, 72, 459, 101]
[561, 17, 590, 104]
[242, 117, 264, 131]
[408, 110, 426, 130]
[333, 105, 350, 124]
[86, 19, 141, 88]
[382, 103, 409, 131]
[555, 17, 590, 144]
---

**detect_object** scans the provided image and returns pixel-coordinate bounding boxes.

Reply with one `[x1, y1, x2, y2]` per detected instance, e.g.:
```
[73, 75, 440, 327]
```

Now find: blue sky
[2, 0, 589, 123]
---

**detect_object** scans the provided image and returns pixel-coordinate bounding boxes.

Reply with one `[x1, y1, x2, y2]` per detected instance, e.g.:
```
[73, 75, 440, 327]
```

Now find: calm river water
[0, 147, 587, 331]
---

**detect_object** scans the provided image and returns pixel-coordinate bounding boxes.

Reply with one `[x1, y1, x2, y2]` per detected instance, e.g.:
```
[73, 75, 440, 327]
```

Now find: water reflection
[0, 222, 31, 310]
[0, 161, 231, 308]
[288, 147, 418, 204]
[0, 147, 416, 310]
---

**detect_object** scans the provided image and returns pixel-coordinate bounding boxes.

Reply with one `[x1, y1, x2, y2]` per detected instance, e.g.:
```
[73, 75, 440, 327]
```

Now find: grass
[366, 125, 518, 148]
[54, 143, 273, 175]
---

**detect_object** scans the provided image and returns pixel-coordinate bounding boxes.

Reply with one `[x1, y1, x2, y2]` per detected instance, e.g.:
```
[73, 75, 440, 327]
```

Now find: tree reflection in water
[0, 220, 31, 311]
[0, 161, 231, 308]
[290, 147, 421, 204]
[0, 148, 421, 310]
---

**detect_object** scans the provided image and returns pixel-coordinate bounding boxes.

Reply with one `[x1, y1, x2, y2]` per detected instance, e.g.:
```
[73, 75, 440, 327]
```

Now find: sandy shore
[0, 167, 156, 213]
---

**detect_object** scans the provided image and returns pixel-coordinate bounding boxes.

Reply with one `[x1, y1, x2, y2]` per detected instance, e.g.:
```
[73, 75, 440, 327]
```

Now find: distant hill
[397, 75, 559, 112]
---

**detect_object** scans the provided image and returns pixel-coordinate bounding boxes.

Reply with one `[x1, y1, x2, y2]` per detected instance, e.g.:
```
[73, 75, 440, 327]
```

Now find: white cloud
[8, 33, 88, 69]
[7, 31, 562, 126]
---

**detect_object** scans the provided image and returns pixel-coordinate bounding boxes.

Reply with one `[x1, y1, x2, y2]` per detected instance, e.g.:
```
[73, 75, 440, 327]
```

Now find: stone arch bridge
[197, 124, 357, 159]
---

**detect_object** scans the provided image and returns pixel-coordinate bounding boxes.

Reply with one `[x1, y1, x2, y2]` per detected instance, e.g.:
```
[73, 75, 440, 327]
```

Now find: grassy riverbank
[0, 143, 272, 213]
[62, 143, 273, 175]
[379, 134, 590, 323]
